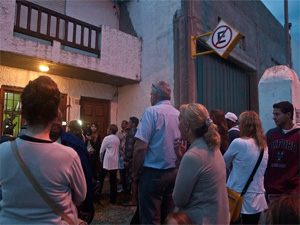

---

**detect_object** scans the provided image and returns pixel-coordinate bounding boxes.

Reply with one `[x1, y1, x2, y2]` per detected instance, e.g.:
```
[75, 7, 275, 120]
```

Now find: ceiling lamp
[39, 65, 49, 72]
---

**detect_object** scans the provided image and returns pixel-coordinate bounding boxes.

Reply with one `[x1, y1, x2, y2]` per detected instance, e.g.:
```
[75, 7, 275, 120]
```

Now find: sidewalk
[91, 177, 136, 224]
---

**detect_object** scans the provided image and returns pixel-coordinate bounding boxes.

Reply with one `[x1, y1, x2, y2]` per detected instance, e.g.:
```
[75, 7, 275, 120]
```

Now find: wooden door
[80, 97, 110, 140]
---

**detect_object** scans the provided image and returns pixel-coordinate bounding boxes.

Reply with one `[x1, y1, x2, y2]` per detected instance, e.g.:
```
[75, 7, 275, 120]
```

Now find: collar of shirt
[154, 100, 171, 106]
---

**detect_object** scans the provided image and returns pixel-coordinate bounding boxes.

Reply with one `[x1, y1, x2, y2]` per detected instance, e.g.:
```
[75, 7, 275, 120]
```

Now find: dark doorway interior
[80, 97, 110, 140]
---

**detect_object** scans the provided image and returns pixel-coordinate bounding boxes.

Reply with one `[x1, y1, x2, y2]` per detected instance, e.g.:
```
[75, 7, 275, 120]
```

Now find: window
[0, 87, 24, 137]
[1, 86, 67, 137]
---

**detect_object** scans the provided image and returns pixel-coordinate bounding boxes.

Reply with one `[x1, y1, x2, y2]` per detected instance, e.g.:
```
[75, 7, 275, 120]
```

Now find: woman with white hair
[173, 103, 230, 225]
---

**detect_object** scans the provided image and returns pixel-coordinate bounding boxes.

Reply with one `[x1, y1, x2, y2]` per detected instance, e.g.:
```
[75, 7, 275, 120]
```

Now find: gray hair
[151, 81, 171, 100]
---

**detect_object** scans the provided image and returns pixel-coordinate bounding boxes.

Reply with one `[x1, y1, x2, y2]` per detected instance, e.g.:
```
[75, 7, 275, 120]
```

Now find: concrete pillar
[258, 65, 300, 133]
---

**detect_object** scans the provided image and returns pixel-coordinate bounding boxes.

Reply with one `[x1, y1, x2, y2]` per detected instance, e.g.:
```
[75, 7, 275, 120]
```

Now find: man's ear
[286, 112, 292, 119]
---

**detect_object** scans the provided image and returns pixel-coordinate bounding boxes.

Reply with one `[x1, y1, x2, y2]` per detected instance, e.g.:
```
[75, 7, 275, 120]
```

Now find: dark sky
[262, 0, 300, 44]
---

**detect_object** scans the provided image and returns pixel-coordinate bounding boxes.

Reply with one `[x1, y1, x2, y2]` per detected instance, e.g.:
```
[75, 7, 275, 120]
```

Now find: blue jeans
[138, 167, 177, 225]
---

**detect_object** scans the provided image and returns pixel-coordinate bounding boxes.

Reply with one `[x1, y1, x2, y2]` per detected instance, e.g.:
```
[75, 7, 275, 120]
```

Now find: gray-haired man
[132, 81, 180, 224]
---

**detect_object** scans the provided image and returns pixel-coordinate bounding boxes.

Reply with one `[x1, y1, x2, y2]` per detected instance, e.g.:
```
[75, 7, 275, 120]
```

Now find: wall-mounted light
[39, 65, 49, 72]
[77, 120, 82, 126]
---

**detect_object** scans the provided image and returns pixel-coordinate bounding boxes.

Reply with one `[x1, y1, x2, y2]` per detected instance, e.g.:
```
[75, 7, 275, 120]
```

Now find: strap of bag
[11, 140, 74, 225]
[241, 148, 264, 196]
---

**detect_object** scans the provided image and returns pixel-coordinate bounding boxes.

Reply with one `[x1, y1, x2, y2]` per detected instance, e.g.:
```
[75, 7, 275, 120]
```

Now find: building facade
[0, 0, 287, 137]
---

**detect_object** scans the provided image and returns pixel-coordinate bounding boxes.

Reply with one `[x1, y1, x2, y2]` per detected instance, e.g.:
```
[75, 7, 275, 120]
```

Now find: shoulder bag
[11, 140, 87, 225]
[227, 148, 264, 222]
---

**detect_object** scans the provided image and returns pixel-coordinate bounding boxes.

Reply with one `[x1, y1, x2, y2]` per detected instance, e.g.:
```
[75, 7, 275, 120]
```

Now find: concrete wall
[184, 0, 287, 112]
[66, 0, 119, 30]
[116, 0, 182, 122]
[0, 65, 118, 124]
[258, 65, 300, 132]
[29, 0, 66, 14]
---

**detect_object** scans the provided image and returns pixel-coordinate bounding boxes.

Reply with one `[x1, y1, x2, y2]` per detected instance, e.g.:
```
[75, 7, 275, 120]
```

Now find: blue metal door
[196, 53, 250, 115]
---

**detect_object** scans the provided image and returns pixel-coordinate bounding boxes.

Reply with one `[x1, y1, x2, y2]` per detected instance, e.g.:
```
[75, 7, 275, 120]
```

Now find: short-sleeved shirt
[135, 100, 180, 169]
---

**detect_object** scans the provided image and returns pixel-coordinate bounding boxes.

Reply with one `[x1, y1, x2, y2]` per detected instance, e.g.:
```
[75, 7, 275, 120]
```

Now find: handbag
[11, 140, 87, 225]
[227, 148, 264, 222]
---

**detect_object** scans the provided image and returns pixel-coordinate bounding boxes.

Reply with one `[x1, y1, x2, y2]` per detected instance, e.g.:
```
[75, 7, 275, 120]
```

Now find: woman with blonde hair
[224, 111, 268, 224]
[173, 103, 230, 225]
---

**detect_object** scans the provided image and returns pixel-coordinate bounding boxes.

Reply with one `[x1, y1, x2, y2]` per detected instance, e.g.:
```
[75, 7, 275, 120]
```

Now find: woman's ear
[185, 123, 190, 133]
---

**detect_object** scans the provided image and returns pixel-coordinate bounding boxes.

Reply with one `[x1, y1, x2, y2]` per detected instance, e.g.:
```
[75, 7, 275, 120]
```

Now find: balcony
[0, 0, 142, 86]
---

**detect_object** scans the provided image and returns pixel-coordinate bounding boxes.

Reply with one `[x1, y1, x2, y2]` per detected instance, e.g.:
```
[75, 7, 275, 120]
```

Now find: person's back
[60, 130, 94, 215]
[264, 101, 300, 197]
[50, 112, 94, 215]
[224, 111, 268, 224]
[0, 139, 85, 224]
[141, 101, 179, 169]
[133, 81, 180, 224]
[174, 139, 229, 224]
[0, 76, 86, 224]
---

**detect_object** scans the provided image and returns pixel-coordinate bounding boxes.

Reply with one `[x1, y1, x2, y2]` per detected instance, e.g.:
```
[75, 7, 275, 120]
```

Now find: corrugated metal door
[196, 53, 250, 115]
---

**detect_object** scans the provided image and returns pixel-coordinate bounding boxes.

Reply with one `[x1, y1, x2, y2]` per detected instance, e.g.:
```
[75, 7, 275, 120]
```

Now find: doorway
[80, 97, 110, 140]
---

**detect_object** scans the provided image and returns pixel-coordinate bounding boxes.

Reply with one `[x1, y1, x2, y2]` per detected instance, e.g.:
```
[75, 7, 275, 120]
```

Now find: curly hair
[179, 103, 220, 151]
[210, 109, 229, 154]
[21, 76, 60, 127]
[239, 111, 267, 150]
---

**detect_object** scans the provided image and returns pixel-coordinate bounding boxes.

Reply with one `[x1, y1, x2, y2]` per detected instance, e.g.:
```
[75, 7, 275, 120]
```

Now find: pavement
[90, 177, 136, 225]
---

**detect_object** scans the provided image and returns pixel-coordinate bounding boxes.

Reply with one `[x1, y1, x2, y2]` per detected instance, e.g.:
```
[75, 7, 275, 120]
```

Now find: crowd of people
[0, 77, 299, 225]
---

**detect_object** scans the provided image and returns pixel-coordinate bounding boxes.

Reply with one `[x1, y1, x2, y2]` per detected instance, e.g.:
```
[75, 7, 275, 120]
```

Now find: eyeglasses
[152, 84, 158, 92]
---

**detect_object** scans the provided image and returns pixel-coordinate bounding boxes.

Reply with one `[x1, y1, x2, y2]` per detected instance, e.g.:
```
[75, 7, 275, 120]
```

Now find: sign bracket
[191, 32, 214, 59]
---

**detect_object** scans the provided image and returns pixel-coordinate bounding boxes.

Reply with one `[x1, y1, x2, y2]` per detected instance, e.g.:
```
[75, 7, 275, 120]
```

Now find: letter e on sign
[206, 19, 243, 59]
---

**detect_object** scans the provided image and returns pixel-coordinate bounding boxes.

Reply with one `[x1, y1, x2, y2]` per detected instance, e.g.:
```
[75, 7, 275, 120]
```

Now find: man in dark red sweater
[264, 101, 300, 201]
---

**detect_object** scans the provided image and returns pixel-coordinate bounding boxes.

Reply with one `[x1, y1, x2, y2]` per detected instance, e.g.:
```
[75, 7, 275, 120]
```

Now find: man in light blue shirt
[132, 81, 180, 224]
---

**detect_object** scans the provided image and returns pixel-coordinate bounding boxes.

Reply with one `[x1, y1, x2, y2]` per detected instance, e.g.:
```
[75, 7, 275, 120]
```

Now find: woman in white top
[173, 103, 230, 224]
[224, 111, 268, 224]
[98, 124, 120, 204]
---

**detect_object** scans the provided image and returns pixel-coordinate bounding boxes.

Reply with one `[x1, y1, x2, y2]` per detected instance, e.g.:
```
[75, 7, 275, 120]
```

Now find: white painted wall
[0, 0, 141, 82]
[66, 0, 119, 30]
[0, 65, 118, 124]
[117, 0, 182, 124]
[258, 65, 300, 133]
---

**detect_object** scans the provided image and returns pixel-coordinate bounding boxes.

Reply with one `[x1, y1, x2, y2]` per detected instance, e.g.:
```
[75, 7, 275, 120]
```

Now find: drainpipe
[284, 0, 291, 67]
